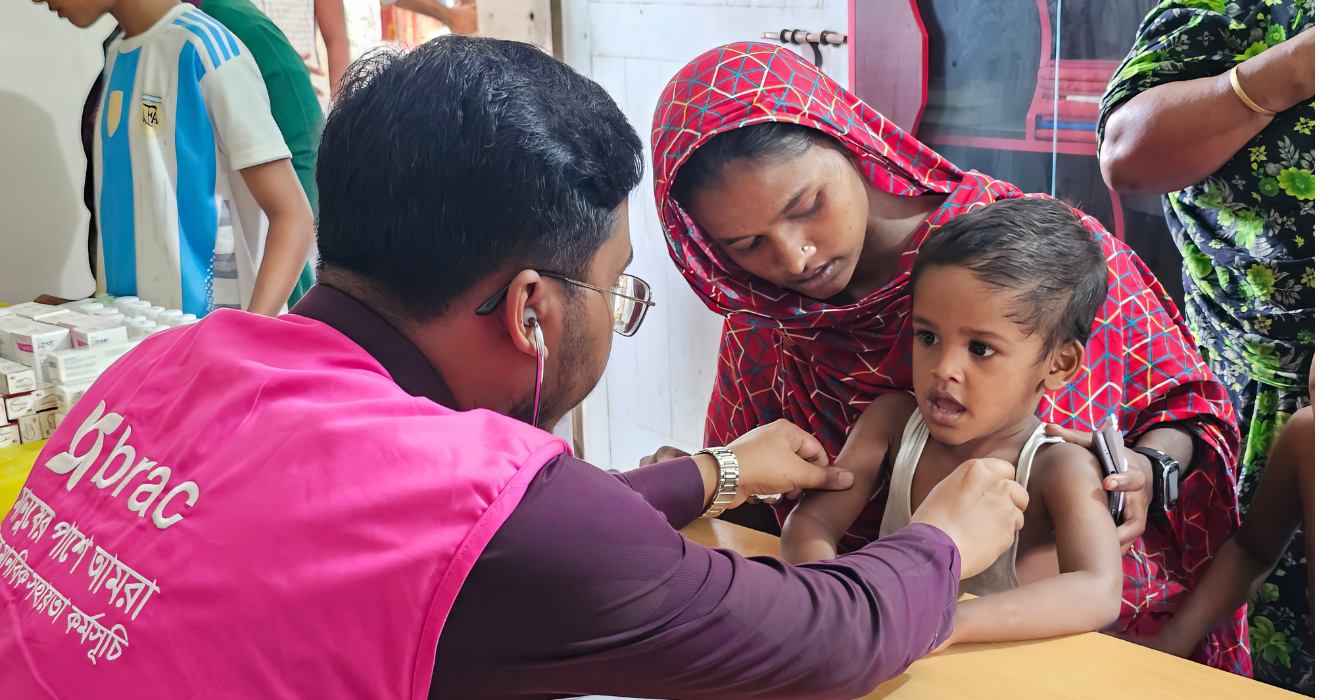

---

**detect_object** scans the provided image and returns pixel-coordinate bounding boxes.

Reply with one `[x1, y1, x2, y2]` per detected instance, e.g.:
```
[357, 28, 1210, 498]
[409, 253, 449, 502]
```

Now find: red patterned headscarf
[652, 42, 1248, 674]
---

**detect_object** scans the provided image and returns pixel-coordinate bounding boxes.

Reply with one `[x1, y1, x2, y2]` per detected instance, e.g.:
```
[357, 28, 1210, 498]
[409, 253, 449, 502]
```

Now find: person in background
[1099, 3, 1314, 690]
[649, 42, 1245, 674]
[42, 0, 314, 317]
[243, 0, 350, 102]
[342, 0, 474, 61]
[1130, 360, 1313, 674]
[393, 0, 475, 36]
[199, 0, 321, 305]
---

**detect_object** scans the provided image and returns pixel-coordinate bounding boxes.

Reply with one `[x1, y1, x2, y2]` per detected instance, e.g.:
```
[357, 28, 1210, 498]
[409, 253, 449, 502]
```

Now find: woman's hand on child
[1044, 424, 1151, 552]
[911, 458, 1029, 580]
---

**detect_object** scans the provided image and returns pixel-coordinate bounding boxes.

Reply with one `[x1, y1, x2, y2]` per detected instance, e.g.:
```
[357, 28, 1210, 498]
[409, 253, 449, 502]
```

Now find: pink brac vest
[0, 310, 565, 698]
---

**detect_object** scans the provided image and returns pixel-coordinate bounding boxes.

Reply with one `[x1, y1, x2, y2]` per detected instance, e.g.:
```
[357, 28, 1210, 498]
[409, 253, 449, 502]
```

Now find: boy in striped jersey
[40, 0, 313, 317]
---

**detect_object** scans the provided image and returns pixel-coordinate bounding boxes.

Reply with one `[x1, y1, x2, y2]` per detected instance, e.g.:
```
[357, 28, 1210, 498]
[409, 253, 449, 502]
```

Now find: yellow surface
[679, 518, 1294, 700]
[0, 439, 42, 514]
[0, 448, 1289, 698]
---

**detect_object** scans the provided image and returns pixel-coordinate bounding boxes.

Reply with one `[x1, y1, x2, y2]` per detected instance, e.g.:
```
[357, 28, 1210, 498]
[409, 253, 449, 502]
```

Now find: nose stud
[802, 245, 815, 255]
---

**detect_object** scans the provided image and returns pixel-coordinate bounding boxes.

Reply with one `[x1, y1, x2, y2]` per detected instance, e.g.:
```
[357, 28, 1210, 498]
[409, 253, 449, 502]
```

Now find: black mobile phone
[1093, 415, 1125, 526]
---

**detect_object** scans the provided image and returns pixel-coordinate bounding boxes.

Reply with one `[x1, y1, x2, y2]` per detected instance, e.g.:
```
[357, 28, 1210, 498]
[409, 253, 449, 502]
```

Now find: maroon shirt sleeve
[607, 456, 706, 527]
[431, 454, 960, 700]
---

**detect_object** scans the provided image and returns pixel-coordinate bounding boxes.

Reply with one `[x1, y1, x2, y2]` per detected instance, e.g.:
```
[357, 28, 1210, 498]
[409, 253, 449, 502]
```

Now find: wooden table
[679, 518, 1294, 700]
[0, 444, 1291, 698]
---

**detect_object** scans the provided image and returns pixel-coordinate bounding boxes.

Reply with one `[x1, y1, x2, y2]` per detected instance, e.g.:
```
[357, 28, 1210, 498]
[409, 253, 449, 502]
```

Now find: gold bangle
[1229, 64, 1277, 117]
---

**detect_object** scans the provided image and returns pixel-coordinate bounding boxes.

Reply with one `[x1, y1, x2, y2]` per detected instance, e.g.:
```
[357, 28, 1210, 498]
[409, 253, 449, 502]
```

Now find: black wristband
[1134, 446, 1180, 513]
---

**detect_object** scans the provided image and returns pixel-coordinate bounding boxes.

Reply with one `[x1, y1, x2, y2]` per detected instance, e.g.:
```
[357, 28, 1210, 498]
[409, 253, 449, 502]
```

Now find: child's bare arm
[780, 393, 915, 564]
[950, 442, 1122, 643]
[1139, 406, 1313, 657]
[240, 159, 314, 317]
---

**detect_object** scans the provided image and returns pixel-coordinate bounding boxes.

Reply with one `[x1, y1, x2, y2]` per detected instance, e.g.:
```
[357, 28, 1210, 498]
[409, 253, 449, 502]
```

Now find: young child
[781, 196, 1124, 644]
[45, 0, 313, 317]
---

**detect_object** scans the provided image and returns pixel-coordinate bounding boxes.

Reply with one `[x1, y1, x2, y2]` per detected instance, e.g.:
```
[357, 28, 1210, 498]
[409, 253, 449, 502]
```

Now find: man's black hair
[669, 122, 848, 209]
[316, 36, 644, 322]
[910, 197, 1108, 358]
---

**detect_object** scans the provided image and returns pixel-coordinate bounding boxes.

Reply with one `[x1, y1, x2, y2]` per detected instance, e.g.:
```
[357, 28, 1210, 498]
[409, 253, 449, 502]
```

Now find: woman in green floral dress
[1100, 1, 1314, 692]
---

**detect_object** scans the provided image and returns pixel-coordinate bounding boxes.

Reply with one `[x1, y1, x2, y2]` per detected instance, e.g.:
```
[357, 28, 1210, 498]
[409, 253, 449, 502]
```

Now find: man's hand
[911, 458, 1029, 579]
[691, 420, 854, 510]
[1045, 424, 1151, 553]
[644, 444, 787, 505]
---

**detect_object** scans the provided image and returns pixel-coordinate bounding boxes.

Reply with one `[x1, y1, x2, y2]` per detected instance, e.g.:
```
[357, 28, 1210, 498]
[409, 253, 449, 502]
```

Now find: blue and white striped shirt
[94, 5, 291, 316]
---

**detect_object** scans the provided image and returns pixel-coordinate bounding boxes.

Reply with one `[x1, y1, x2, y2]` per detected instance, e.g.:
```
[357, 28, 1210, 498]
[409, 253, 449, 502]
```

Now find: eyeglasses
[475, 270, 656, 337]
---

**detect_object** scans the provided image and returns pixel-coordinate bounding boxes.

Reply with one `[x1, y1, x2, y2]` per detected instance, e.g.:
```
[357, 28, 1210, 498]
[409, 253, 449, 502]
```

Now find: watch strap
[1133, 446, 1179, 513]
[697, 447, 739, 518]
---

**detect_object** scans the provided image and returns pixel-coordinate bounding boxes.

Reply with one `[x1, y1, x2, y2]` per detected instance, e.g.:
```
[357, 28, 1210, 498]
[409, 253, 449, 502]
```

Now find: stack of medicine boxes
[0, 297, 196, 447]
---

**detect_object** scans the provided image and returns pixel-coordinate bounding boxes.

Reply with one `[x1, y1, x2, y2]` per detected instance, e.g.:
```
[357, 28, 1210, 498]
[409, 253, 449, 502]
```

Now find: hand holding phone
[1092, 415, 1126, 526]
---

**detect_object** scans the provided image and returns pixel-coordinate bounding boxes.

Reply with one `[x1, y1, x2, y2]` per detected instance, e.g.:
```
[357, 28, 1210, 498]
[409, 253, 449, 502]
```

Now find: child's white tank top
[877, 409, 1061, 596]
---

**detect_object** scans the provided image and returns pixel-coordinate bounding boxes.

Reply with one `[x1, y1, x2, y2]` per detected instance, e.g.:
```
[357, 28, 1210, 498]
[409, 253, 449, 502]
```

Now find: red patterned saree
[651, 42, 1248, 674]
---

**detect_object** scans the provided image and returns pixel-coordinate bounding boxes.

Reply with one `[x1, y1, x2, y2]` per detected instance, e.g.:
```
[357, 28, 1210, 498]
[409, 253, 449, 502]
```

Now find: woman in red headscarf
[651, 42, 1248, 674]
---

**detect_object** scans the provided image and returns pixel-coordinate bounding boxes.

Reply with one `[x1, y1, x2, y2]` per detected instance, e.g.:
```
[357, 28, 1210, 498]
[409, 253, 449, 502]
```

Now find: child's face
[33, 0, 115, 28]
[911, 264, 1079, 446]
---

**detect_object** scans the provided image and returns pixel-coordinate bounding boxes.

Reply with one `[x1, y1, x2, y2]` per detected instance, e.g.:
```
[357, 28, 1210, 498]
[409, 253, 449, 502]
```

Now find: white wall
[568, 0, 849, 470]
[0, 7, 114, 304]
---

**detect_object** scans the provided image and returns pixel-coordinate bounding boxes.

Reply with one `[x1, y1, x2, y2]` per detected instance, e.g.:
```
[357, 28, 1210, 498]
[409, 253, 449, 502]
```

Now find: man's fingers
[973, 457, 1016, 481]
[780, 420, 829, 467]
[786, 462, 854, 492]
[1044, 423, 1093, 448]
[819, 466, 854, 491]
[1006, 481, 1030, 513]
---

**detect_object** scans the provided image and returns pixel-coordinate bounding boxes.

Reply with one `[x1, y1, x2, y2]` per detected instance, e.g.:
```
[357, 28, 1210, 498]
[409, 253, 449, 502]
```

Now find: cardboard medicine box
[30, 384, 56, 412]
[37, 409, 58, 439]
[17, 413, 41, 443]
[0, 359, 36, 395]
[4, 392, 36, 422]
[54, 381, 93, 413]
[0, 317, 35, 362]
[0, 421, 18, 448]
[43, 339, 140, 385]
[71, 323, 129, 349]
[11, 324, 72, 382]
[52, 312, 98, 330]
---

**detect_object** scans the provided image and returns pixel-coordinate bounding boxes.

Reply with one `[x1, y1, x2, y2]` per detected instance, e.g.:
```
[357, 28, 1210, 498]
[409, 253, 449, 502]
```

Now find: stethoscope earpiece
[523, 308, 547, 428]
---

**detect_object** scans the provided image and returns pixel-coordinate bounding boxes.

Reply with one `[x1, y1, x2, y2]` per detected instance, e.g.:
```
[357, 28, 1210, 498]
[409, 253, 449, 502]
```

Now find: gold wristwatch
[696, 446, 739, 518]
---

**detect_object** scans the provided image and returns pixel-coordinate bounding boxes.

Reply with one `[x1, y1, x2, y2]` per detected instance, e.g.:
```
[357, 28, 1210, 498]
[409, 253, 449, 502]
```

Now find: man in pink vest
[0, 37, 1029, 699]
